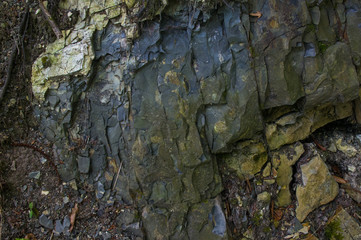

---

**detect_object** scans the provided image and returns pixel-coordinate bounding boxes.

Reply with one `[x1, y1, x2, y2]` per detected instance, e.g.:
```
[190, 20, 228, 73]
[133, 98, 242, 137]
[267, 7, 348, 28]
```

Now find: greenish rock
[222, 140, 268, 180]
[316, 7, 336, 42]
[346, 3, 361, 56]
[31, 26, 95, 100]
[266, 103, 353, 150]
[335, 138, 357, 157]
[325, 207, 361, 240]
[310, 6, 320, 25]
[262, 162, 271, 178]
[187, 199, 227, 239]
[272, 142, 304, 207]
[257, 192, 271, 203]
[304, 42, 358, 109]
[296, 154, 339, 222]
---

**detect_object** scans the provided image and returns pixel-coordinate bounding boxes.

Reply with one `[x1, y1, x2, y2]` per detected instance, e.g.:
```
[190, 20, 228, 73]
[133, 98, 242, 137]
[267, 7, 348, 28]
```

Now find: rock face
[295, 154, 339, 222]
[31, 0, 361, 238]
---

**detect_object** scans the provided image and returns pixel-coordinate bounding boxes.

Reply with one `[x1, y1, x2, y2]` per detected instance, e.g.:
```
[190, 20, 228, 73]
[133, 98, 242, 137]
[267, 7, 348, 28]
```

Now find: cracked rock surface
[29, 0, 361, 238]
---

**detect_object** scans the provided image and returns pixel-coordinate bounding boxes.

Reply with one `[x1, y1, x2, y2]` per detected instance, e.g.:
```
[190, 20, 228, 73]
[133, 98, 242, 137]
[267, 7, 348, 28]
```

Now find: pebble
[96, 181, 105, 199]
[348, 165, 356, 172]
[40, 157, 47, 164]
[39, 214, 53, 229]
[29, 171, 41, 179]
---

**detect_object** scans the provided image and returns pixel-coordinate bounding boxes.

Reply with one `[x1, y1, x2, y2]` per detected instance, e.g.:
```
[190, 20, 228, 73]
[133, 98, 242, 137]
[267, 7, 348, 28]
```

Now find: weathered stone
[325, 207, 361, 240]
[39, 214, 53, 229]
[266, 103, 353, 150]
[95, 181, 105, 199]
[30, 0, 361, 238]
[272, 142, 304, 207]
[296, 154, 339, 222]
[31, 26, 95, 100]
[77, 156, 90, 173]
[310, 6, 320, 25]
[346, 3, 361, 56]
[223, 140, 268, 180]
[335, 138, 357, 157]
[257, 192, 271, 203]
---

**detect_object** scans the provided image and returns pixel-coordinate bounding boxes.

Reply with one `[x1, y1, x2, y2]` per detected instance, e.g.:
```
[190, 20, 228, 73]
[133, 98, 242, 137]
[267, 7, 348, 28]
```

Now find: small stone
[326, 207, 361, 239]
[95, 181, 105, 199]
[69, 179, 78, 191]
[11, 161, 16, 171]
[257, 191, 271, 203]
[335, 138, 357, 157]
[296, 154, 339, 222]
[39, 214, 53, 229]
[41, 190, 49, 195]
[347, 165, 356, 172]
[63, 196, 69, 204]
[264, 179, 276, 185]
[29, 171, 41, 179]
[262, 162, 271, 177]
[40, 157, 47, 164]
[310, 7, 320, 25]
[54, 220, 64, 236]
[22, 185, 27, 192]
[327, 142, 337, 153]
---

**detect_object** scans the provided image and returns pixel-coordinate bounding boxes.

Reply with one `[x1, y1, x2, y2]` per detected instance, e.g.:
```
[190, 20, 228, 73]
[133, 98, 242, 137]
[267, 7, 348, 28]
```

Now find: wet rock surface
[22, 0, 361, 239]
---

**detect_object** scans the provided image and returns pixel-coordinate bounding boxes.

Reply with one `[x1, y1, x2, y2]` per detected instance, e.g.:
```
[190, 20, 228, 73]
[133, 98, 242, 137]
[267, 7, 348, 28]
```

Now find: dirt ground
[0, 1, 360, 240]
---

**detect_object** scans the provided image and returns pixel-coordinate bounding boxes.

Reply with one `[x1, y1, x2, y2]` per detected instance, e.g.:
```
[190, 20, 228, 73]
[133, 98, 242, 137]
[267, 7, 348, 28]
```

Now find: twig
[112, 159, 123, 191]
[38, 0, 63, 39]
[0, 5, 29, 104]
[12, 142, 62, 184]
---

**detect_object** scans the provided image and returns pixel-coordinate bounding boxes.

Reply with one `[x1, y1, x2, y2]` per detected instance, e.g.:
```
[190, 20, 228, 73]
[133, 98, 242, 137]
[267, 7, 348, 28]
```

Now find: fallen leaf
[333, 175, 347, 184]
[273, 209, 283, 221]
[24, 233, 36, 240]
[249, 11, 262, 18]
[69, 203, 78, 232]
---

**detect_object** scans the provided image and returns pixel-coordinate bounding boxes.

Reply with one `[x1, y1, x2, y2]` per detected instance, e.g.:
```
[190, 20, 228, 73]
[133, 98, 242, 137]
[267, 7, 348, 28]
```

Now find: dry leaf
[333, 175, 347, 184]
[24, 233, 37, 240]
[249, 11, 262, 18]
[273, 209, 283, 221]
[69, 203, 78, 232]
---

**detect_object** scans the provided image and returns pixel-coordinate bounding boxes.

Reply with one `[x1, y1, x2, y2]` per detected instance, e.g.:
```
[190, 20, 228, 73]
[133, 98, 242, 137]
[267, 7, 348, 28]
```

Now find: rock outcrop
[31, 0, 361, 238]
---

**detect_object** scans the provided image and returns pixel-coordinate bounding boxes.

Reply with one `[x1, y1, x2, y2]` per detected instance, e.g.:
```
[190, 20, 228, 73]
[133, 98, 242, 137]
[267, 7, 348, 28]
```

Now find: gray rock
[95, 181, 105, 199]
[28, 171, 41, 179]
[310, 6, 320, 25]
[39, 214, 53, 229]
[77, 156, 90, 174]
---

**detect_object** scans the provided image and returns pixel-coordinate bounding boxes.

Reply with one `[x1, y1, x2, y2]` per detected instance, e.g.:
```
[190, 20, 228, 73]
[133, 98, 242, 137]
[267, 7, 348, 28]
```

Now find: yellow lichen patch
[132, 136, 147, 159]
[269, 18, 279, 29]
[214, 121, 227, 133]
[150, 135, 162, 144]
[164, 71, 180, 85]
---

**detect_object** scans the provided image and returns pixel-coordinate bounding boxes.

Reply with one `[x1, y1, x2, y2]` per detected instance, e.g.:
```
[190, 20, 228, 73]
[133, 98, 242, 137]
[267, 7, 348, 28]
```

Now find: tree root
[0, 5, 29, 104]
[38, 0, 63, 39]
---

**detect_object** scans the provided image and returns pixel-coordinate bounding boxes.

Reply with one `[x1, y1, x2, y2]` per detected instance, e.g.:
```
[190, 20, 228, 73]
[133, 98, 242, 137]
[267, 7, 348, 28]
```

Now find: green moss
[251, 211, 263, 226]
[41, 56, 52, 68]
[304, 24, 316, 34]
[325, 219, 344, 240]
[318, 42, 330, 54]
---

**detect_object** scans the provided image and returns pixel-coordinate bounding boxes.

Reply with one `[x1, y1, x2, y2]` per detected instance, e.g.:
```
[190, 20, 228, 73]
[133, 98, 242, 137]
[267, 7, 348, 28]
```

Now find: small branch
[112, 160, 123, 191]
[0, 5, 29, 104]
[38, 0, 63, 39]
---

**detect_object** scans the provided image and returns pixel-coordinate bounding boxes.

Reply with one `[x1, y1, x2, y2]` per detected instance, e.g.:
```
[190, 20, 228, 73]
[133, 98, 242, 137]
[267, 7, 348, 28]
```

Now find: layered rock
[31, 0, 361, 238]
